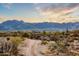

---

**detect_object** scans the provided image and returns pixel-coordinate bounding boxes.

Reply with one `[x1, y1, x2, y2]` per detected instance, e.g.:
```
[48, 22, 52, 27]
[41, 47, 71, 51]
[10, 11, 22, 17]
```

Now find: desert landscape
[0, 3, 79, 56]
[0, 30, 79, 56]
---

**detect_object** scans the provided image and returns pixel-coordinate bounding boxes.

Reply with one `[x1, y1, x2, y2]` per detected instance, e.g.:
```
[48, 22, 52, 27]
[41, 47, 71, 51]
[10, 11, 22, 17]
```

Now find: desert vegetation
[0, 30, 79, 56]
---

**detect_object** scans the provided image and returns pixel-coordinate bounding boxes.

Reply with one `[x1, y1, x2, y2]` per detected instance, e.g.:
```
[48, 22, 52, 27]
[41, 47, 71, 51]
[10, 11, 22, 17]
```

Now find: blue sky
[0, 3, 79, 23]
[0, 3, 41, 18]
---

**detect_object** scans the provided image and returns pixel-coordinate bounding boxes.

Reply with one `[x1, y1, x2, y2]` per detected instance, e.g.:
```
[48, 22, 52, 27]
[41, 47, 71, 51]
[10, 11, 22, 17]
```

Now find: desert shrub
[48, 41, 58, 51]
[10, 37, 24, 55]
[0, 37, 24, 56]
[41, 40, 48, 45]
[10, 37, 23, 46]
[22, 33, 29, 37]
[49, 40, 67, 53]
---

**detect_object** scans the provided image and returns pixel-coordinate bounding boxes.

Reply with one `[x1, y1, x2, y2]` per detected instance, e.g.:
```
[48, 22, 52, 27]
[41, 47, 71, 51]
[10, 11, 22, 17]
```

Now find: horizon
[0, 3, 79, 23]
[1, 19, 79, 24]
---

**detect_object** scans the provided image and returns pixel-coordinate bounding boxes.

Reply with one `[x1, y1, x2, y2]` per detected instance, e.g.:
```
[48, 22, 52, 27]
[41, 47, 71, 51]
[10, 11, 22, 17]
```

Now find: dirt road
[18, 38, 47, 56]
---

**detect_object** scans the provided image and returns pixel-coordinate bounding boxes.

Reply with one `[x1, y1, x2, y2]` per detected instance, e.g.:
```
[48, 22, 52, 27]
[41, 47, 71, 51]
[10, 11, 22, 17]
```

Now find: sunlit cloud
[34, 3, 79, 23]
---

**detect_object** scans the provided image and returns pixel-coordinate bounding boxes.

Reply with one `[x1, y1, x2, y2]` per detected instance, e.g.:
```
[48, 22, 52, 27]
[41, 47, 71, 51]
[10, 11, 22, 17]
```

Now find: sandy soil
[18, 38, 49, 56]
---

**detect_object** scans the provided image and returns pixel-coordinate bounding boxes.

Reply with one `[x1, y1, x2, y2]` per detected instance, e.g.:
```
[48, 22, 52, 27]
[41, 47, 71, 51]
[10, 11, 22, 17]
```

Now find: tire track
[18, 38, 44, 56]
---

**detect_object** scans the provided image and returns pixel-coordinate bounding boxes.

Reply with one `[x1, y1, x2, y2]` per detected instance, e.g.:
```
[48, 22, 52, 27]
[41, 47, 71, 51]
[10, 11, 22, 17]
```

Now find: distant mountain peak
[0, 19, 79, 31]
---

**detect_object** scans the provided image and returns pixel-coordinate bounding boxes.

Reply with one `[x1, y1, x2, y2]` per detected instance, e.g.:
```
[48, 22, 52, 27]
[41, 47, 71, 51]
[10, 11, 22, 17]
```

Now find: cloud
[2, 3, 12, 9]
[34, 3, 79, 23]
[35, 3, 79, 16]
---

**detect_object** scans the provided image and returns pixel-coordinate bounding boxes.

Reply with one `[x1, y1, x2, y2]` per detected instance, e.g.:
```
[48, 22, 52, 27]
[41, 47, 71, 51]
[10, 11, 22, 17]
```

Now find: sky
[0, 3, 79, 23]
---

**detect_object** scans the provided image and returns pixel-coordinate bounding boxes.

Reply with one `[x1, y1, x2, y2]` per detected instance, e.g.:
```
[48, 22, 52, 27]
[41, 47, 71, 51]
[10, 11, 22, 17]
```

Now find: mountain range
[0, 20, 79, 31]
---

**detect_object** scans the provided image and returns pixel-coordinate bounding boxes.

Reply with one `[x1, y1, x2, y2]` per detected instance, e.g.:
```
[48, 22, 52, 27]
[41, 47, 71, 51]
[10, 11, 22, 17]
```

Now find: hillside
[0, 20, 79, 31]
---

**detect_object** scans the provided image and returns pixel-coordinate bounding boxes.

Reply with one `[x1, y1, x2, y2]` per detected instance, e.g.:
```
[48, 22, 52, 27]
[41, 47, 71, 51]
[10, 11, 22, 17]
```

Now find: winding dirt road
[18, 38, 48, 56]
